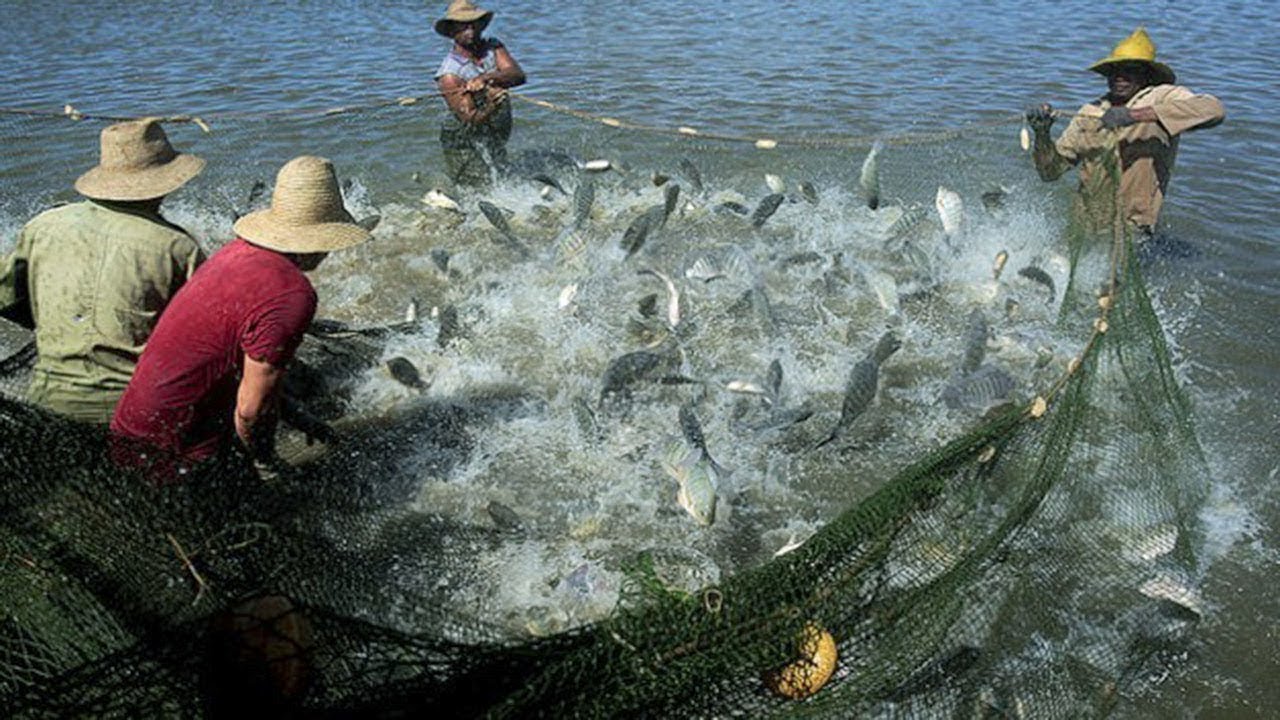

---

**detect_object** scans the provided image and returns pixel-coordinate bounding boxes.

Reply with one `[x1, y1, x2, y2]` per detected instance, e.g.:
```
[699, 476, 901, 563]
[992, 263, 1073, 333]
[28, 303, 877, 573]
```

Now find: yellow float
[762, 620, 838, 700]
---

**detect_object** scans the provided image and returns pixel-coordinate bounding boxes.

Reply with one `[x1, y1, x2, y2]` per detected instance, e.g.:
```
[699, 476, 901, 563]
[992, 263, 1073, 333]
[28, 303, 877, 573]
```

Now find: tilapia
[992, 250, 1009, 280]
[935, 186, 965, 243]
[684, 256, 726, 283]
[572, 178, 595, 230]
[620, 209, 656, 258]
[959, 310, 989, 374]
[556, 229, 589, 268]
[477, 200, 531, 258]
[798, 181, 819, 205]
[599, 350, 694, 409]
[422, 188, 462, 213]
[715, 201, 750, 216]
[860, 140, 884, 211]
[571, 396, 602, 444]
[677, 158, 704, 194]
[486, 500, 524, 532]
[436, 303, 462, 349]
[764, 173, 785, 194]
[751, 193, 786, 228]
[530, 172, 566, 195]
[1017, 265, 1056, 305]
[636, 268, 681, 327]
[980, 186, 1009, 212]
[429, 247, 451, 273]
[765, 358, 784, 405]
[386, 356, 428, 392]
[663, 403, 726, 526]
[815, 331, 901, 448]
[558, 283, 579, 310]
[940, 364, 1017, 411]
[663, 183, 681, 218]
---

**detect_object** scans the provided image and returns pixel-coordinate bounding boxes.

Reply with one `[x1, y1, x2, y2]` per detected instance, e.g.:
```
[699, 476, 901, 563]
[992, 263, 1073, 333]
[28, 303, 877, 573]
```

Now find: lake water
[2, 1, 1277, 716]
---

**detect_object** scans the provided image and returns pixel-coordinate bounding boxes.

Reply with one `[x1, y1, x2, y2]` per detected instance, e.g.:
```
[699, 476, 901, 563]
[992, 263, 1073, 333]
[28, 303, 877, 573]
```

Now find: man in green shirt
[0, 118, 206, 423]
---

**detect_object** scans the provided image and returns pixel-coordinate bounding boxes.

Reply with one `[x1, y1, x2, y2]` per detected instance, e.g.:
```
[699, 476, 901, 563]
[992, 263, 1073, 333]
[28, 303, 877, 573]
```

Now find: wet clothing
[111, 238, 316, 466]
[1050, 84, 1224, 235]
[0, 201, 202, 423]
[435, 38, 514, 186]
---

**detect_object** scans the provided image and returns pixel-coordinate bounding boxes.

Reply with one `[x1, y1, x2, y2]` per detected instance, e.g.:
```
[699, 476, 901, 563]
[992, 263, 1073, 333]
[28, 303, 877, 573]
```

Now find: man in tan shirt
[1027, 27, 1224, 239]
[0, 119, 205, 423]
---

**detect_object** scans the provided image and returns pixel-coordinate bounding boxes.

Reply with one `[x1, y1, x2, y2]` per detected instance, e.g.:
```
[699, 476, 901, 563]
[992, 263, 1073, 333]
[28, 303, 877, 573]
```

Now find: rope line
[0, 92, 1082, 148]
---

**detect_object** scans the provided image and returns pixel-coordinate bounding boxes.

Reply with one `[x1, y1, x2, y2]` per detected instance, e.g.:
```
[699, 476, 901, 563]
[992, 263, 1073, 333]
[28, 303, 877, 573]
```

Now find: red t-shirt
[110, 239, 317, 462]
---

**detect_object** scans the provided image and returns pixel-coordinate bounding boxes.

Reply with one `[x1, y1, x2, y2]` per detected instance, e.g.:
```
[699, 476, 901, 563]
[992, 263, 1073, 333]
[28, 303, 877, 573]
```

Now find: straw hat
[1089, 27, 1176, 86]
[74, 118, 205, 201]
[434, 0, 493, 38]
[233, 156, 371, 255]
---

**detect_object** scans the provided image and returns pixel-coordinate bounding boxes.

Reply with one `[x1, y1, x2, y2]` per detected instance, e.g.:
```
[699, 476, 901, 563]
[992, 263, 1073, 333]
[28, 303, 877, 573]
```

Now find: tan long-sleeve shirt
[1045, 84, 1224, 234]
[0, 201, 203, 423]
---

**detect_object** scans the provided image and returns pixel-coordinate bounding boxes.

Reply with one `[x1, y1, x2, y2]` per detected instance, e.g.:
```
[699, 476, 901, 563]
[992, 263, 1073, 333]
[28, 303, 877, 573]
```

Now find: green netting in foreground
[0, 107, 1209, 718]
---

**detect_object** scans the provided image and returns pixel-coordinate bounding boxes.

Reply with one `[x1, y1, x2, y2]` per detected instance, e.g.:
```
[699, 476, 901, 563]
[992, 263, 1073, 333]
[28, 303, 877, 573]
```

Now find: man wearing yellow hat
[0, 118, 205, 423]
[111, 156, 370, 481]
[1027, 28, 1225, 239]
[433, 0, 526, 186]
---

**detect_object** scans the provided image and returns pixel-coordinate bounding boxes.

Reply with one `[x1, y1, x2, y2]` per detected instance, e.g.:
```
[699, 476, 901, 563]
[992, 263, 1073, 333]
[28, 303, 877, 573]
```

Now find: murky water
[2, 1, 1277, 716]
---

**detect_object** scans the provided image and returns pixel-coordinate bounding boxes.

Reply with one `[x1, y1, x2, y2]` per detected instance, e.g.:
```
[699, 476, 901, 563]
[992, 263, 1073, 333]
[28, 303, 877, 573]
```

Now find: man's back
[111, 238, 316, 461]
[12, 200, 201, 422]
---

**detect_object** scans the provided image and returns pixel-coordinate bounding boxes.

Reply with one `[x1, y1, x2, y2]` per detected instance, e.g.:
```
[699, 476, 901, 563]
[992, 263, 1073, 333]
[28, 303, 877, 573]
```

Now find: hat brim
[434, 11, 492, 38]
[74, 153, 205, 202]
[1089, 58, 1176, 86]
[233, 209, 371, 255]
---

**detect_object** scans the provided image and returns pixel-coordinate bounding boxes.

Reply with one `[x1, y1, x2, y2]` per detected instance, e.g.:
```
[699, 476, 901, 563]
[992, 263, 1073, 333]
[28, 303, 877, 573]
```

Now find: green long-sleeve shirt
[0, 200, 203, 423]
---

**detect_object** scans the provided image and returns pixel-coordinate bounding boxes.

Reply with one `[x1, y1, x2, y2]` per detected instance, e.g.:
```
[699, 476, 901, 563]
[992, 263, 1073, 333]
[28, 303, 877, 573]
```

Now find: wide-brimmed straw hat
[434, 0, 493, 38]
[1089, 27, 1176, 86]
[233, 156, 371, 255]
[74, 118, 205, 201]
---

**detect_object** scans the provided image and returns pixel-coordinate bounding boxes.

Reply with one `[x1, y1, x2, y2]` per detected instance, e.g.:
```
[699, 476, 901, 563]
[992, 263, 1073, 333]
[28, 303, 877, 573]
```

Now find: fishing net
[0, 97, 1209, 718]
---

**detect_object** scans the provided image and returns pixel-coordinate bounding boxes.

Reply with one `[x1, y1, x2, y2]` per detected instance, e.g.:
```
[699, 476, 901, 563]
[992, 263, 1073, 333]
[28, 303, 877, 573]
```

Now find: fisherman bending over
[0, 119, 205, 423]
[110, 156, 371, 481]
[433, 0, 526, 187]
[1026, 27, 1224, 241]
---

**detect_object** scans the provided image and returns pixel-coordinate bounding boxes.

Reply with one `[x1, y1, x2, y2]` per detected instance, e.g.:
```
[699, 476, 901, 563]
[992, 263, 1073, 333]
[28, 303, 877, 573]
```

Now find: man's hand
[464, 76, 488, 94]
[1100, 106, 1137, 129]
[1025, 104, 1055, 132]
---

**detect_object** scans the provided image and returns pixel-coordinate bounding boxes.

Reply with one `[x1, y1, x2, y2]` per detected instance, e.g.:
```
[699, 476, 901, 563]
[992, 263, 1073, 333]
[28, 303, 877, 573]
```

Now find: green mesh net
[0, 103, 1209, 718]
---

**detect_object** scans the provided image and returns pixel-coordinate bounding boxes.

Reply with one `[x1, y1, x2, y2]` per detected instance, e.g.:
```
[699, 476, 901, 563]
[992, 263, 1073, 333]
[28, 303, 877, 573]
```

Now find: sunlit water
[2, 1, 1278, 716]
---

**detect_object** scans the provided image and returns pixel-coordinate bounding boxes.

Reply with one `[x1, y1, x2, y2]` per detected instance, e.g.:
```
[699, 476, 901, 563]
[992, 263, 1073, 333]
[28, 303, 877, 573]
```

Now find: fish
[636, 268, 681, 328]
[572, 178, 595, 230]
[773, 533, 807, 557]
[1020, 125, 1032, 151]
[765, 358, 784, 405]
[571, 396, 602, 443]
[725, 380, 770, 397]
[1017, 265, 1056, 305]
[477, 200, 531, 258]
[599, 350, 692, 409]
[798, 181, 819, 205]
[959, 310, 989, 374]
[579, 158, 611, 172]
[746, 404, 815, 433]
[751, 193, 786, 228]
[940, 364, 1017, 411]
[677, 158, 704, 194]
[422, 188, 462, 213]
[651, 172, 670, 187]
[1138, 570, 1204, 618]
[815, 331, 901, 448]
[684, 256, 726, 283]
[356, 214, 381, 232]
[386, 356, 428, 392]
[992, 250, 1009, 280]
[714, 201, 750, 216]
[935, 186, 965, 243]
[556, 229, 589, 268]
[860, 140, 884, 210]
[1118, 523, 1180, 563]
[530, 172, 566, 195]
[620, 209, 656, 258]
[643, 202, 670, 233]
[859, 264, 900, 314]
[663, 183, 681, 219]
[429, 248, 451, 273]
[663, 403, 725, 526]
[436, 303, 462, 349]
[637, 292, 659, 318]
[558, 283, 579, 310]
[980, 186, 1008, 212]
[486, 500, 524, 532]
[765, 173, 785, 194]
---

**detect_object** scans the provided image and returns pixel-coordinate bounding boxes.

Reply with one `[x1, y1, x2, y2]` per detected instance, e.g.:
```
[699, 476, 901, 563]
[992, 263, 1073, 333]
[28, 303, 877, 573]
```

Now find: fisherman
[1026, 27, 1224, 241]
[0, 118, 205, 423]
[110, 156, 371, 481]
[433, 0, 526, 187]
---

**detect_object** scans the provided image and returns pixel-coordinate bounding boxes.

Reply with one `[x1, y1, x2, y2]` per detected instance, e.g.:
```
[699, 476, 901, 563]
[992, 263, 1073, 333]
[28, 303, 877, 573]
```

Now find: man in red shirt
[111, 156, 371, 480]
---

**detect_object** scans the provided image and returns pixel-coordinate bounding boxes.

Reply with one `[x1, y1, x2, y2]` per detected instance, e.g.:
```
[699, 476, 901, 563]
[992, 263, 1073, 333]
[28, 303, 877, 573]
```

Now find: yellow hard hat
[1089, 27, 1176, 85]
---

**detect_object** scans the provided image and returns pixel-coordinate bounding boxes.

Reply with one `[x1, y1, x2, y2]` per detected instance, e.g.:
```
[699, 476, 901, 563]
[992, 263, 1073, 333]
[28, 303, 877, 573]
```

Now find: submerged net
[0, 97, 1209, 718]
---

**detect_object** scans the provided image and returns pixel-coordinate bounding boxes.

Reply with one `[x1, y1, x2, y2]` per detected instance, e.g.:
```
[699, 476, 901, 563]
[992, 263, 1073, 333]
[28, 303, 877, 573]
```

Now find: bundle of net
[0, 112, 1208, 719]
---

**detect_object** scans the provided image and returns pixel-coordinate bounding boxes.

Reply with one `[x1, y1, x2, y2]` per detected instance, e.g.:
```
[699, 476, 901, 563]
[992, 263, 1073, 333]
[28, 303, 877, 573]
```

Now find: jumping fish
[1017, 265, 1056, 305]
[765, 173, 785, 194]
[959, 310, 989, 375]
[651, 172, 670, 187]
[715, 201, 750, 216]
[815, 331, 901, 448]
[436, 303, 462, 349]
[935, 186, 965, 243]
[662, 403, 725, 526]
[981, 186, 1009, 212]
[765, 358, 784, 406]
[677, 158, 704, 194]
[579, 158, 612, 172]
[620, 208, 657, 258]
[422, 188, 462, 213]
[684, 255, 726, 283]
[751, 193, 786, 228]
[486, 500, 524, 532]
[477, 200, 531, 258]
[572, 178, 595, 230]
[940, 364, 1017, 411]
[992, 250, 1009, 280]
[429, 248, 450, 273]
[636, 267, 681, 328]
[558, 283, 579, 310]
[386, 356, 428, 392]
[530, 172, 566, 195]
[798, 181, 819, 205]
[860, 140, 884, 211]
[599, 350, 690, 408]
[663, 183, 681, 218]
